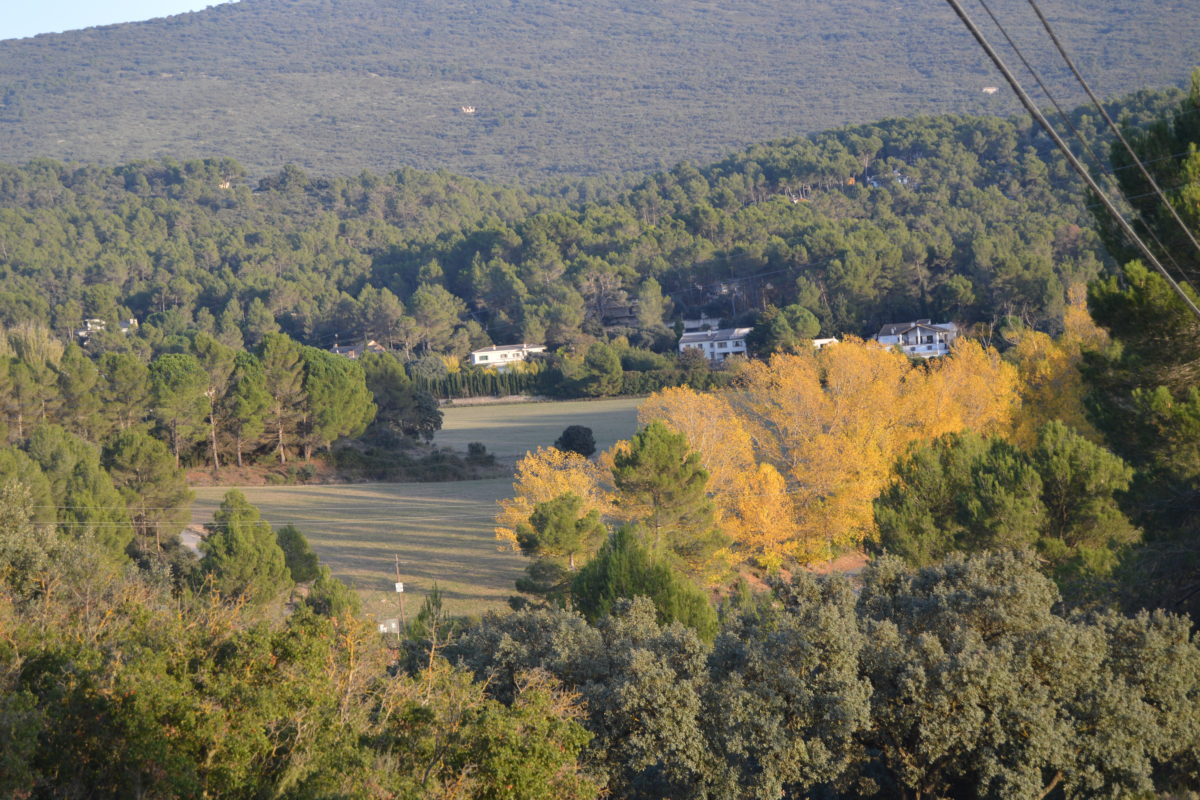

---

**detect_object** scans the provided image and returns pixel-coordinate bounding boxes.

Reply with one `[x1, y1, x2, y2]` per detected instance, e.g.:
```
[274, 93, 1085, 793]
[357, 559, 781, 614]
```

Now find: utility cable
[1026, 0, 1200, 268]
[942, 0, 1200, 321]
[975, 0, 1192, 285]
[976, 0, 1088, 160]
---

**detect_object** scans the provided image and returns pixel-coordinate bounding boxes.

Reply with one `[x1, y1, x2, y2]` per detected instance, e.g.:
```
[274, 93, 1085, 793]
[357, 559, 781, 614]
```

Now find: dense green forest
[0, 0, 1197, 178]
[3, 73, 1200, 797]
[0, 89, 1184, 360]
[0, 90, 1188, 483]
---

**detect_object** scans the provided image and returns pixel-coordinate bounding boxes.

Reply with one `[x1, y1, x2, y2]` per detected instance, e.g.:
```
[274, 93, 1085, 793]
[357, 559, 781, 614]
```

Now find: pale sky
[2, 1, 237, 41]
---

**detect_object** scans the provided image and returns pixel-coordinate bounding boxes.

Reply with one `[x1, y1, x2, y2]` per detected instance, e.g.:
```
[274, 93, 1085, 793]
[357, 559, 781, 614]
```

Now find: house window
[733, 341, 744, 347]
[718, 342, 727, 349]
[479, 355, 489, 361]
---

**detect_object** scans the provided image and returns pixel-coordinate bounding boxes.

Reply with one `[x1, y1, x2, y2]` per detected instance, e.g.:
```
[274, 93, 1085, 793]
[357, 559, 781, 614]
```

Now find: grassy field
[435, 397, 642, 460]
[192, 479, 522, 620]
[191, 397, 644, 620]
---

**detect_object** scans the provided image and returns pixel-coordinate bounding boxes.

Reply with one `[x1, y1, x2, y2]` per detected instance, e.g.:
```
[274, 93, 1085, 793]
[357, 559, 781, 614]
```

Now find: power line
[1025, 0, 1200, 268]
[942, 0, 1200, 321]
[973, 0, 1192, 287]
[976, 0, 1091, 161]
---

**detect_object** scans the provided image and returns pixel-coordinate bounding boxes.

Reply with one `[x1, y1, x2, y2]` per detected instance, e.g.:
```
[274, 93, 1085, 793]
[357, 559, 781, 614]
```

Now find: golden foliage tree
[495, 446, 609, 550]
[924, 338, 1021, 439]
[718, 462, 797, 569]
[637, 386, 757, 487]
[641, 337, 1021, 563]
[1007, 284, 1109, 446]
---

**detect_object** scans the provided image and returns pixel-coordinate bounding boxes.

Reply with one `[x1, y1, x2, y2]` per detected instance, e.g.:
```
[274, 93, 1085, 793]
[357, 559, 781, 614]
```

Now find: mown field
[434, 397, 643, 460]
[192, 397, 643, 619]
[191, 479, 519, 620]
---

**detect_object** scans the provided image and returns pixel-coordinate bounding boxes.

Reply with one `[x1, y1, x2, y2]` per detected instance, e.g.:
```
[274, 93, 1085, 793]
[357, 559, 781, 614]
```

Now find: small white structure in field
[982, 86, 999, 95]
[469, 342, 547, 369]
[874, 320, 958, 358]
[678, 327, 753, 361]
[461, 106, 476, 114]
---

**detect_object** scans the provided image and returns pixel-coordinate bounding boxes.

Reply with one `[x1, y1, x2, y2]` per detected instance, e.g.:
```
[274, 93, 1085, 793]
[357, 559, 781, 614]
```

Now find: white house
[469, 343, 547, 369]
[76, 317, 138, 342]
[813, 337, 838, 349]
[678, 327, 753, 361]
[874, 320, 958, 358]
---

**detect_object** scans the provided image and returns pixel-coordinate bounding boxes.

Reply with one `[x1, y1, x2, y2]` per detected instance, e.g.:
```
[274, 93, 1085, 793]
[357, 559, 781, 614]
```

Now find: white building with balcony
[874, 320, 958, 358]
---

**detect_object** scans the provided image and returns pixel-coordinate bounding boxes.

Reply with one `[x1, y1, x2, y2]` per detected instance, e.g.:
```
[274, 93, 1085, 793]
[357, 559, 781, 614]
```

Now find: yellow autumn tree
[924, 338, 1020, 439]
[637, 386, 757, 488]
[1007, 284, 1108, 446]
[639, 387, 797, 570]
[718, 462, 800, 570]
[494, 447, 610, 550]
[641, 337, 1022, 563]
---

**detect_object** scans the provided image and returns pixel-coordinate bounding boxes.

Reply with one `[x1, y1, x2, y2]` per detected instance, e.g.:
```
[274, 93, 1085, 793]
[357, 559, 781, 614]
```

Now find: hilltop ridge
[0, 0, 1196, 179]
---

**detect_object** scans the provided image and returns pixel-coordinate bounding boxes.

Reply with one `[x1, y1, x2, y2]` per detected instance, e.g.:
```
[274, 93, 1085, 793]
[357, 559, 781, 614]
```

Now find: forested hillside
[0, 91, 1182, 361]
[0, 0, 1196, 178]
[3, 48, 1200, 797]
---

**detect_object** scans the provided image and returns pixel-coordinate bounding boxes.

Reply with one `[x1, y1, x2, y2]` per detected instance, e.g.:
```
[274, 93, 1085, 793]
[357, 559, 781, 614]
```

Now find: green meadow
[192, 397, 643, 619]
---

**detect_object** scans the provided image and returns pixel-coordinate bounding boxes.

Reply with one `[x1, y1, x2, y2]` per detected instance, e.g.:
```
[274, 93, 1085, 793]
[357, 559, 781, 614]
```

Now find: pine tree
[221, 351, 270, 468]
[514, 493, 607, 603]
[9, 359, 55, 440]
[54, 344, 104, 441]
[258, 334, 306, 464]
[149, 353, 208, 467]
[579, 342, 623, 397]
[201, 490, 292, 605]
[611, 420, 725, 571]
[25, 425, 133, 562]
[635, 277, 672, 332]
[243, 297, 279, 348]
[102, 430, 192, 556]
[570, 526, 717, 640]
[298, 346, 375, 459]
[98, 352, 151, 433]
[191, 333, 237, 474]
